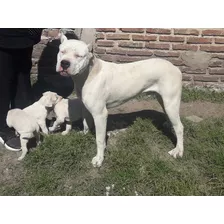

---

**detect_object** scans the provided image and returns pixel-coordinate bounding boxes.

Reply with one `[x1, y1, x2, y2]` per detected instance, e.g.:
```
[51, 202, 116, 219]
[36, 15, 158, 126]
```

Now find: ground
[1, 88, 224, 196]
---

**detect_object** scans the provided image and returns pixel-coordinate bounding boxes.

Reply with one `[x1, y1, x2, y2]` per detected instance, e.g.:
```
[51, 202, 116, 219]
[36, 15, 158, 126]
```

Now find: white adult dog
[56, 33, 184, 167]
[23, 91, 62, 134]
[49, 97, 85, 135]
[6, 109, 41, 160]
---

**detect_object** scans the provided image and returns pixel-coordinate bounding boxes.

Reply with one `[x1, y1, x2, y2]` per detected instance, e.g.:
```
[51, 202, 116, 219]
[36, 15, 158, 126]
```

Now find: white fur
[57, 34, 184, 167]
[49, 97, 85, 135]
[23, 91, 62, 134]
[6, 109, 40, 160]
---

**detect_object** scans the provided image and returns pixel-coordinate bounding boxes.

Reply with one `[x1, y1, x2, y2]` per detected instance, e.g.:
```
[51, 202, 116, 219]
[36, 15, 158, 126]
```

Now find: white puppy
[23, 91, 62, 134]
[56, 33, 184, 167]
[6, 109, 41, 160]
[49, 97, 86, 135]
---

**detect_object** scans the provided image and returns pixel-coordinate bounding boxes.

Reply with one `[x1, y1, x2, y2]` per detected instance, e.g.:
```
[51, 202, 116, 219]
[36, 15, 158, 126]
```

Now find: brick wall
[32, 28, 224, 89]
[94, 28, 224, 89]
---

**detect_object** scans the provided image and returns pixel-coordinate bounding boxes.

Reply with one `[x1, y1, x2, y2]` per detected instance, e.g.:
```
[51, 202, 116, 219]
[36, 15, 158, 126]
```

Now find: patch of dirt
[109, 99, 224, 119]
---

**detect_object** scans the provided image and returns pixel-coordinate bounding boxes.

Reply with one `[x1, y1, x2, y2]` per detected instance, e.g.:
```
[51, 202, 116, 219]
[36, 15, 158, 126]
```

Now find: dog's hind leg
[18, 136, 29, 161]
[161, 94, 184, 158]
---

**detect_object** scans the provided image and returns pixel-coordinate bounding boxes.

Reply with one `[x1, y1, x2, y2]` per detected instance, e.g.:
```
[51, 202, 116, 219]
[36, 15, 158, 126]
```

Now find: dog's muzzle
[61, 60, 70, 69]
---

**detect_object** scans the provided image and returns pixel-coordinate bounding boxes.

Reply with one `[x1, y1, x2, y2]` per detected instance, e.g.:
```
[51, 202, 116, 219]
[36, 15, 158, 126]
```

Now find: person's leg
[0, 47, 21, 150]
[3, 47, 34, 151]
[13, 47, 33, 109]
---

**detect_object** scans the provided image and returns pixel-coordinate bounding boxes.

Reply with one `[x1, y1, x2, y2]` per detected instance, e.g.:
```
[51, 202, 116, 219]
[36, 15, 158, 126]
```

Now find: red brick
[96, 33, 105, 39]
[106, 34, 130, 40]
[202, 29, 224, 36]
[208, 59, 223, 67]
[194, 75, 221, 82]
[172, 44, 198, 51]
[96, 40, 115, 47]
[127, 50, 153, 56]
[120, 28, 145, 33]
[200, 45, 224, 52]
[107, 48, 153, 56]
[180, 67, 206, 74]
[132, 34, 157, 41]
[159, 36, 184, 42]
[145, 43, 170, 50]
[115, 55, 149, 63]
[106, 48, 127, 55]
[214, 38, 224, 44]
[94, 47, 106, 54]
[119, 41, 144, 48]
[98, 54, 115, 62]
[146, 28, 171, 34]
[153, 51, 180, 57]
[187, 37, 212, 44]
[174, 29, 199, 36]
[183, 74, 193, 81]
[96, 28, 116, 32]
[209, 68, 224, 74]
[212, 54, 224, 59]
[166, 58, 184, 66]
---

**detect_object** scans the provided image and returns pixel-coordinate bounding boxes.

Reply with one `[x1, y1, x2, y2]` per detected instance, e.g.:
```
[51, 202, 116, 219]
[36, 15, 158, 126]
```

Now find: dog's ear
[60, 33, 68, 43]
[40, 95, 53, 107]
[87, 43, 93, 52]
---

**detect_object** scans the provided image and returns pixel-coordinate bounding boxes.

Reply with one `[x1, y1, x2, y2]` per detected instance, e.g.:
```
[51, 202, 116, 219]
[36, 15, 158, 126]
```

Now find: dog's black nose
[61, 60, 70, 69]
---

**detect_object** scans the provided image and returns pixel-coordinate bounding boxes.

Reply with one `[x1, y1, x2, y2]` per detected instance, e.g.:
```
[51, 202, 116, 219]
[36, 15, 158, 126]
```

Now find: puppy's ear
[42, 91, 50, 96]
[40, 96, 53, 107]
[60, 33, 68, 43]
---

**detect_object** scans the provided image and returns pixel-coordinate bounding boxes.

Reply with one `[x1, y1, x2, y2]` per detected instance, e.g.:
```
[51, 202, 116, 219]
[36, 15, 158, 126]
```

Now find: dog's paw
[168, 147, 183, 158]
[18, 156, 25, 161]
[49, 127, 55, 132]
[92, 155, 104, 167]
[61, 131, 69, 135]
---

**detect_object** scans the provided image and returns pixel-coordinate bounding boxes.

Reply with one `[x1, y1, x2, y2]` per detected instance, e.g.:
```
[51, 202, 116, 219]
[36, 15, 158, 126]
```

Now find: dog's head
[39, 91, 62, 108]
[56, 33, 93, 76]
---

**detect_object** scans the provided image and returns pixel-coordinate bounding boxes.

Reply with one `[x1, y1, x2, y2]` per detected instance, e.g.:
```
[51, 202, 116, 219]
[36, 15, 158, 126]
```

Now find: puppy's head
[39, 91, 62, 108]
[56, 33, 93, 76]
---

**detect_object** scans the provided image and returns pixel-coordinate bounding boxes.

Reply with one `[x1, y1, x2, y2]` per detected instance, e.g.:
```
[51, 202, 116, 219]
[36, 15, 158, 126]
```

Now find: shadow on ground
[69, 109, 176, 146]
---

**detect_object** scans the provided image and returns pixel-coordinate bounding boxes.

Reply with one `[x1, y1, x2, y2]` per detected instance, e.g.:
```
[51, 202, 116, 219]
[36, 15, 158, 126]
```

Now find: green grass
[1, 116, 224, 196]
[1, 87, 224, 196]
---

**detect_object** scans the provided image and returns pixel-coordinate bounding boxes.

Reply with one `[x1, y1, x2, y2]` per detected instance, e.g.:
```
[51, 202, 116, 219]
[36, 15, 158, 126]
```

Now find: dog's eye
[75, 54, 84, 58]
[61, 50, 66, 54]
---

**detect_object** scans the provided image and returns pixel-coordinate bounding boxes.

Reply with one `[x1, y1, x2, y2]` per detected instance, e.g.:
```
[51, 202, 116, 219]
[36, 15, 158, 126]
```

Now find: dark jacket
[0, 28, 43, 49]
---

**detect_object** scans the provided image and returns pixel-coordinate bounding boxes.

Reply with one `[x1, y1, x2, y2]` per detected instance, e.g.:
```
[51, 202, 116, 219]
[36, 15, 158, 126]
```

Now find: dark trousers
[0, 47, 33, 130]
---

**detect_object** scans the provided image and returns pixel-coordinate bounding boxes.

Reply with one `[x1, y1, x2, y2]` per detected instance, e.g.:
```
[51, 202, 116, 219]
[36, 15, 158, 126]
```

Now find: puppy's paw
[61, 131, 69, 135]
[92, 155, 104, 168]
[49, 127, 54, 132]
[168, 147, 183, 158]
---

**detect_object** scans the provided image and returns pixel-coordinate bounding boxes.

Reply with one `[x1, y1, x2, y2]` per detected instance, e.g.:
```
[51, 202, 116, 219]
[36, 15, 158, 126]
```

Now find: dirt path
[109, 99, 224, 119]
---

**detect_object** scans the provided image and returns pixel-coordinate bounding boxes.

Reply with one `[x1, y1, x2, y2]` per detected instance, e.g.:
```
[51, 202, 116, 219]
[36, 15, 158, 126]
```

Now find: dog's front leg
[91, 108, 108, 167]
[18, 137, 28, 161]
[38, 121, 49, 135]
[62, 121, 72, 135]
[49, 118, 63, 133]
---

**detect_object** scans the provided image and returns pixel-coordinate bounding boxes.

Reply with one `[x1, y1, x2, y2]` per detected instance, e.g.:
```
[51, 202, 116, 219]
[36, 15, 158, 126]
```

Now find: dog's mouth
[60, 71, 70, 77]
[58, 66, 70, 77]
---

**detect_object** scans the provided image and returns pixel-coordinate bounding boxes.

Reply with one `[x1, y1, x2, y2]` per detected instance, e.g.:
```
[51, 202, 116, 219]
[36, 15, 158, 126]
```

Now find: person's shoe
[0, 128, 21, 151]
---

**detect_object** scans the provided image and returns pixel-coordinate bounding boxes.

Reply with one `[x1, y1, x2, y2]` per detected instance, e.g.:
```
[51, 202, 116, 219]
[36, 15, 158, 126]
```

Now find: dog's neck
[73, 55, 100, 98]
